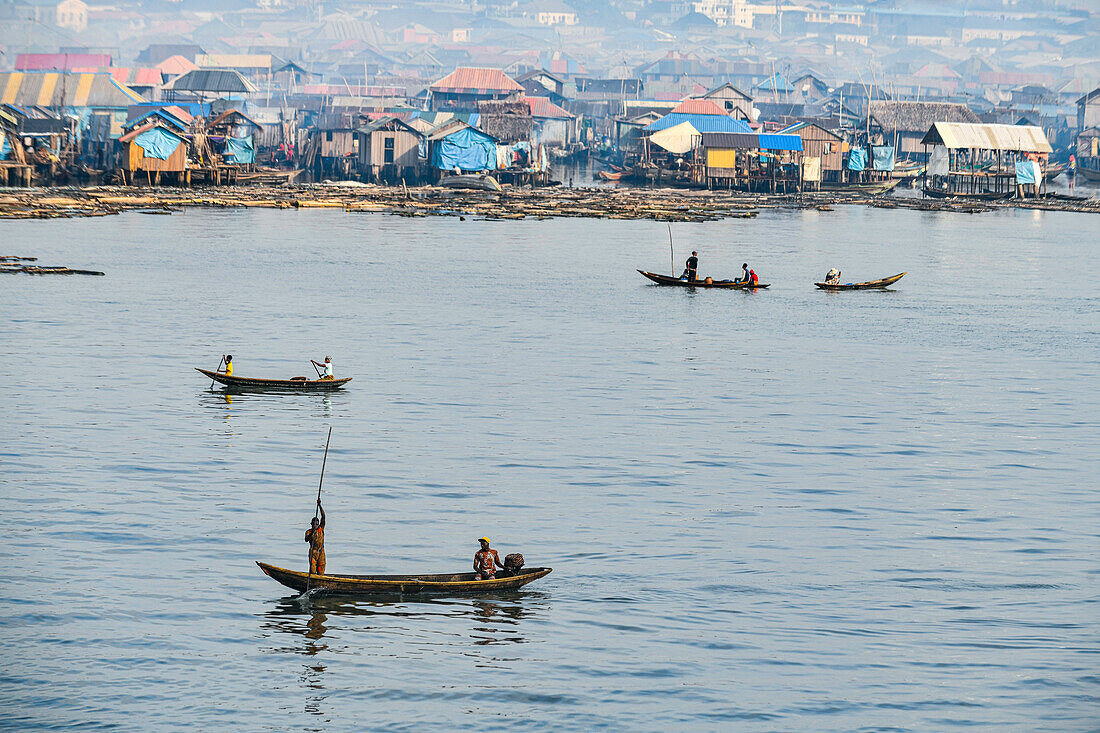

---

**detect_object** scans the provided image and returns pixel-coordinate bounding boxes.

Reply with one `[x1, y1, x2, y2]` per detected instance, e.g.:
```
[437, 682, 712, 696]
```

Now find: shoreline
[1, 183, 1097, 221]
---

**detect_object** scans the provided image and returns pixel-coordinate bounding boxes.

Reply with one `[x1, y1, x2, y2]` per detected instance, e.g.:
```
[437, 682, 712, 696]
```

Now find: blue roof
[758, 133, 803, 151]
[755, 73, 793, 92]
[645, 113, 752, 133]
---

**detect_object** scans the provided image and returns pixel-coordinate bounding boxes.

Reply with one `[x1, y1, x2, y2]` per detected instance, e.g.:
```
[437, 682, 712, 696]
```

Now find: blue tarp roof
[755, 73, 793, 92]
[645, 113, 752, 133]
[701, 132, 804, 151]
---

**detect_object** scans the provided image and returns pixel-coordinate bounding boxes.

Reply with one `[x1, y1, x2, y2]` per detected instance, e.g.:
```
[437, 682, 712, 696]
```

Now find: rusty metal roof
[526, 96, 573, 119]
[920, 122, 1052, 152]
[669, 98, 726, 116]
[430, 67, 522, 93]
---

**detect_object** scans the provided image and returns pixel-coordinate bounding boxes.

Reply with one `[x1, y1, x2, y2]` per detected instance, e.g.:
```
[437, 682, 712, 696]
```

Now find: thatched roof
[868, 101, 979, 133]
[477, 100, 534, 143]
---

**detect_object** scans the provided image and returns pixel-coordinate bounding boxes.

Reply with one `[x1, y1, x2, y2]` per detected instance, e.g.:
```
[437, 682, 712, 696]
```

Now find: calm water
[2, 203, 1098, 731]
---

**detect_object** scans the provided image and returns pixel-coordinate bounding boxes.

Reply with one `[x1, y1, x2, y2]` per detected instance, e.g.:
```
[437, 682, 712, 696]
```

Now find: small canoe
[637, 270, 769, 289]
[815, 272, 906, 290]
[439, 173, 502, 192]
[196, 368, 352, 391]
[257, 561, 552, 596]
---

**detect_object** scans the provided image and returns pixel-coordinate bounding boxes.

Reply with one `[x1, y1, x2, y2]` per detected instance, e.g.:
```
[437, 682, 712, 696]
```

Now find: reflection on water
[261, 591, 546, 650]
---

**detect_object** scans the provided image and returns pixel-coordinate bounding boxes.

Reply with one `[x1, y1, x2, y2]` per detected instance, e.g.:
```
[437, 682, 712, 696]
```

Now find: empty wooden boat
[196, 368, 352, 391]
[637, 270, 769, 289]
[815, 272, 906, 290]
[257, 561, 552, 595]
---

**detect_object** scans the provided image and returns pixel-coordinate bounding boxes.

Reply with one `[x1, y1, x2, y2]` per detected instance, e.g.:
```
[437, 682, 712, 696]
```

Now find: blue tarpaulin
[224, 135, 255, 164]
[0, 132, 10, 160]
[133, 127, 182, 160]
[1015, 160, 1041, 184]
[872, 145, 895, 171]
[431, 127, 497, 171]
[847, 147, 866, 171]
[757, 133, 803, 152]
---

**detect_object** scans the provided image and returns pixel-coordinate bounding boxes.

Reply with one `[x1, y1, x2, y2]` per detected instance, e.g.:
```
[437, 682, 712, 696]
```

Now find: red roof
[15, 53, 112, 71]
[430, 67, 523, 94]
[118, 122, 182, 144]
[526, 96, 573, 119]
[73, 68, 163, 85]
[670, 98, 727, 116]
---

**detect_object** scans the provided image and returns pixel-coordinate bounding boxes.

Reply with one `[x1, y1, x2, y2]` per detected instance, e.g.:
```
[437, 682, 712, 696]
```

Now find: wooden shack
[777, 122, 844, 185]
[118, 122, 188, 185]
[356, 116, 425, 183]
[701, 132, 804, 193]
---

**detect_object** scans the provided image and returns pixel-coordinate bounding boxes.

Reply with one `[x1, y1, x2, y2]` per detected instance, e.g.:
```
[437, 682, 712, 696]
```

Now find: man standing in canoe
[474, 537, 503, 580]
[311, 356, 334, 381]
[305, 501, 326, 574]
[682, 251, 699, 281]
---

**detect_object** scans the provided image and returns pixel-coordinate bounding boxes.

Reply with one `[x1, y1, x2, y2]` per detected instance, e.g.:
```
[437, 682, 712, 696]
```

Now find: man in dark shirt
[682, 251, 699, 281]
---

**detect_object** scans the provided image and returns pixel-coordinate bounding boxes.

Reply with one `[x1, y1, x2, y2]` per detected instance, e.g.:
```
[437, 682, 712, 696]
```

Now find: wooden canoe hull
[815, 272, 906, 290]
[637, 270, 770, 289]
[257, 561, 552, 595]
[196, 368, 352, 391]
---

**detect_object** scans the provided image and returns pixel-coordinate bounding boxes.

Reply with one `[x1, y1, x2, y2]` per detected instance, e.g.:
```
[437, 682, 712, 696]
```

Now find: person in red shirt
[473, 537, 504, 580]
[749, 268, 758, 286]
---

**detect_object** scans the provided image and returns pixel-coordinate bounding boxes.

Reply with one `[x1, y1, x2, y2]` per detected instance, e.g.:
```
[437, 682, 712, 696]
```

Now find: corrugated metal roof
[156, 55, 199, 75]
[15, 53, 112, 71]
[195, 54, 273, 70]
[920, 122, 1051, 152]
[0, 71, 144, 107]
[646, 113, 752, 133]
[163, 70, 259, 94]
[702, 132, 804, 151]
[526, 96, 572, 119]
[430, 67, 523, 93]
[669, 98, 726, 116]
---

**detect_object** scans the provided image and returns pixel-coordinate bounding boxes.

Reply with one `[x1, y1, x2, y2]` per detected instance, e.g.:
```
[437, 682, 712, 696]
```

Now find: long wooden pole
[304, 426, 333, 595]
[667, 223, 674, 275]
[210, 354, 224, 390]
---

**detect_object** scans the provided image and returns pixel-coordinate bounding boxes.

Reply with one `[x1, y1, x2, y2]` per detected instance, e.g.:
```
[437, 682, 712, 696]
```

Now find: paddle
[304, 426, 332, 597]
[667, 223, 674, 275]
[209, 354, 224, 390]
[310, 360, 322, 379]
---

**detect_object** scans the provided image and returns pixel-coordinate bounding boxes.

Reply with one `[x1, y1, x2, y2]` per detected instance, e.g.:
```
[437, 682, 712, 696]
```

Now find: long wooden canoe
[637, 270, 770, 289]
[257, 561, 552, 595]
[815, 272, 906, 290]
[196, 368, 352, 391]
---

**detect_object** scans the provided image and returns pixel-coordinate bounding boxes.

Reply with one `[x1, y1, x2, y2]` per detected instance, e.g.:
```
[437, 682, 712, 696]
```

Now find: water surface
[1, 204, 1097, 731]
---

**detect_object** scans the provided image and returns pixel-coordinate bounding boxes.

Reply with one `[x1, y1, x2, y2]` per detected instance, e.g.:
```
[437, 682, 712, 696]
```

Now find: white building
[692, 0, 754, 28]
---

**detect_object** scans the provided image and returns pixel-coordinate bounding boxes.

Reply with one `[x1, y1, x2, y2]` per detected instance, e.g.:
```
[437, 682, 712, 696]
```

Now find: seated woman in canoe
[311, 356, 334, 381]
[824, 268, 841, 285]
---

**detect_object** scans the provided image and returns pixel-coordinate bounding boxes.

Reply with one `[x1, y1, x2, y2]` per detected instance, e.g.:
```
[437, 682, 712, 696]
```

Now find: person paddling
[681, 251, 698, 281]
[304, 501, 326, 574]
[474, 537, 503, 580]
[311, 356, 334, 380]
[221, 354, 233, 376]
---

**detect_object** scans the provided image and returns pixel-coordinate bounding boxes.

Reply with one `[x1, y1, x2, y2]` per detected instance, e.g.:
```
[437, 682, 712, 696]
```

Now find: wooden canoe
[257, 561, 552, 596]
[196, 368, 352, 391]
[638, 270, 770, 289]
[815, 272, 906, 290]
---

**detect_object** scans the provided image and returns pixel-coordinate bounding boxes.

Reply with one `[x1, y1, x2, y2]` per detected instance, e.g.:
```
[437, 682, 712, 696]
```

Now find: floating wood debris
[0, 184, 1095, 222]
[1, 256, 104, 276]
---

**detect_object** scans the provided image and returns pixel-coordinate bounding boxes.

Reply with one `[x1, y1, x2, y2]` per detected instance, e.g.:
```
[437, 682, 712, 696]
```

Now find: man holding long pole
[304, 427, 332, 594]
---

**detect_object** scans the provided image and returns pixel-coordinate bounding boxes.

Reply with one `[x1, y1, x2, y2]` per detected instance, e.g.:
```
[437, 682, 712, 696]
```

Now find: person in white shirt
[311, 356, 334, 380]
[825, 268, 841, 285]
